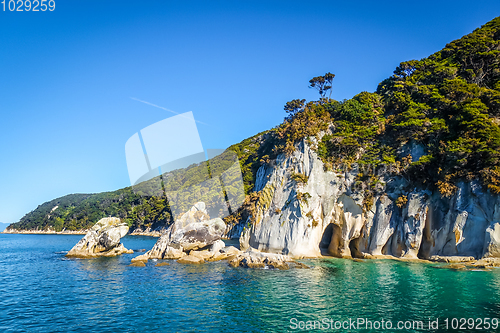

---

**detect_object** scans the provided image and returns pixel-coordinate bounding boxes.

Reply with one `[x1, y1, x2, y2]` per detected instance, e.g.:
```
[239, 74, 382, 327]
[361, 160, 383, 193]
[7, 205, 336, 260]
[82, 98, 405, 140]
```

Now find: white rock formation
[66, 217, 132, 258]
[137, 202, 226, 261]
[239, 139, 500, 260]
[229, 248, 291, 269]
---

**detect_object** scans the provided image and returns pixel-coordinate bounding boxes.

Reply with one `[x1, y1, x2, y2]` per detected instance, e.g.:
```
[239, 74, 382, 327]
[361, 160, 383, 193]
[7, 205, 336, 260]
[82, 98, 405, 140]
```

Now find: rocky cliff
[239, 138, 500, 260]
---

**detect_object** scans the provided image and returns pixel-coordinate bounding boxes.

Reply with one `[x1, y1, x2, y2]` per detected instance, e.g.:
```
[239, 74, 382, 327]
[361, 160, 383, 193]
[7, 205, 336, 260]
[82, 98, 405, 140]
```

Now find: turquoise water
[1, 234, 500, 332]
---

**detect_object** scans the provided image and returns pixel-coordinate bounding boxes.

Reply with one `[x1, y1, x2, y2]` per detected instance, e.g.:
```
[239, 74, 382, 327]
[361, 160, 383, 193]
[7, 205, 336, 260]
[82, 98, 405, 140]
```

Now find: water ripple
[1, 235, 500, 332]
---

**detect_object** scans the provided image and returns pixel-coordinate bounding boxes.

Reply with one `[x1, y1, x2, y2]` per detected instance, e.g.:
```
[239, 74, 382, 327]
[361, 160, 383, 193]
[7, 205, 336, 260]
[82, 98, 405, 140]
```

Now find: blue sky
[1, 1, 499, 223]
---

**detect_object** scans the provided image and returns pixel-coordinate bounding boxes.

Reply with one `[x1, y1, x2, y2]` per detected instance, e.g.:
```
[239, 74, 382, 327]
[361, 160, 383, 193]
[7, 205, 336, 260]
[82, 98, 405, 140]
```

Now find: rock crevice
[238, 139, 500, 260]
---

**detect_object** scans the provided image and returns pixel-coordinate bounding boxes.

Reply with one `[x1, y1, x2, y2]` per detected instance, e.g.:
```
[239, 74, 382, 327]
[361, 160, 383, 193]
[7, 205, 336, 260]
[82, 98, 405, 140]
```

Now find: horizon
[1, 1, 500, 224]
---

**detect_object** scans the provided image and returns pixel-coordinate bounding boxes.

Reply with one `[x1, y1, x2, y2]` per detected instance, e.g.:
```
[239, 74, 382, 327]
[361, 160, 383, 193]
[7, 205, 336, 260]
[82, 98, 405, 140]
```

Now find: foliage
[436, 180, 458, 198]
[396, 195, 408, 208]
[276, 101, 331, 155]
[291, 172, 309, 184]
[8, 189, 172, 232]
[296, 191, 311, 203]
[317, 92, 386, 167]
[284, 99, 306, 121]
[309, 72, 335, 99]
[315, 17, 500, 196]
[377, 17, 500, 191]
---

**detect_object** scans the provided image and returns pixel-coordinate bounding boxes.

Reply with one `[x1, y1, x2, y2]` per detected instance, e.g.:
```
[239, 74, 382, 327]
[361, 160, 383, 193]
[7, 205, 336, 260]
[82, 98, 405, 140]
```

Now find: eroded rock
[177, 255, 205, 264]
[137, 203, 226, 262]
[228, 248, 291, 270]
[66, 217, 132, 258]
[221, 246, 240, 255]
[237, 138, 500, 260]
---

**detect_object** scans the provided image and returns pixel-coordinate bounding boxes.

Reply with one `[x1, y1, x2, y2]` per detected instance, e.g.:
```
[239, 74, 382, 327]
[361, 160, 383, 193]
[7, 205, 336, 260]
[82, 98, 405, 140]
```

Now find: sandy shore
[2, 228, 160, 237]
[2, 228, 87, 235]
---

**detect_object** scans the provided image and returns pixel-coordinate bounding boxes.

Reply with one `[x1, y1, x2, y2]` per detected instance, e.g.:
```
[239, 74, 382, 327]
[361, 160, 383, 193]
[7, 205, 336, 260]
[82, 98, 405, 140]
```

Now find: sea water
[1, 234, 499, 332]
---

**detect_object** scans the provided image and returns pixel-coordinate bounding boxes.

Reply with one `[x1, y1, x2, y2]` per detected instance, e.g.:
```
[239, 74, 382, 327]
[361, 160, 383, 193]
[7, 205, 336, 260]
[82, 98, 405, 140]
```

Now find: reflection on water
[1, 234, 500, 333]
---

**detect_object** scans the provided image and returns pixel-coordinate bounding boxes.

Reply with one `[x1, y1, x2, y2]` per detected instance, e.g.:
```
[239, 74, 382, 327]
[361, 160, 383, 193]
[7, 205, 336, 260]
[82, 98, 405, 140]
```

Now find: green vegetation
[396, 195, 408, 208]
[8, 17, 500, 231]
[309, 72, 335, 99]
[291, 172, 309, 184]
[9, 190, 171, 232]
[376, 17, 500, 194]
[278, 17, 500, 197]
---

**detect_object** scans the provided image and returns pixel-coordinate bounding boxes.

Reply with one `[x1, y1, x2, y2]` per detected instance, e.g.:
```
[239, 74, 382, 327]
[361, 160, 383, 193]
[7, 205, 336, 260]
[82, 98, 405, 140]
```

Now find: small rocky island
[66, 217, 133, 258]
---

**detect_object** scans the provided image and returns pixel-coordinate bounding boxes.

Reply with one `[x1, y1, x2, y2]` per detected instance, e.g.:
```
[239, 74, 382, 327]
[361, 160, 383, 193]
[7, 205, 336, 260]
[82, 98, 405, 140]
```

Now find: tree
[394, 60, 419, 78]
[309, 72, 335, 99]
[284, 99, 306, 120]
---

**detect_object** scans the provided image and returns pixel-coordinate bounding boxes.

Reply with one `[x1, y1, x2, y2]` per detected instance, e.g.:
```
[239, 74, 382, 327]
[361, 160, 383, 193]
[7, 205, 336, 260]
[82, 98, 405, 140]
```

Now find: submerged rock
[129, 261, 146, 267]
[155, 262, 170, 267]
[66, 217, 132, 258]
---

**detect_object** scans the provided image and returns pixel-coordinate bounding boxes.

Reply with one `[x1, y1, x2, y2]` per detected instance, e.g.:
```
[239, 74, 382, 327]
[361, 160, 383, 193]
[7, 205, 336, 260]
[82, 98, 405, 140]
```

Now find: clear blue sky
[1, 1, 499, 223]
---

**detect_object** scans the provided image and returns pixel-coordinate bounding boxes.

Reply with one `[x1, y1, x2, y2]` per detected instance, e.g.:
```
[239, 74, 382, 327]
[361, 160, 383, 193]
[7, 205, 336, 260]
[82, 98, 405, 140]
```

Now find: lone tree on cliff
[309, 72, 335, 99]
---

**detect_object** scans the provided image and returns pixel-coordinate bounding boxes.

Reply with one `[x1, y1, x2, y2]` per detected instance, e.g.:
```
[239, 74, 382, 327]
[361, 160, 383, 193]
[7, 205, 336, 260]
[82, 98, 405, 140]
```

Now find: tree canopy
[309, 72, 335, 99]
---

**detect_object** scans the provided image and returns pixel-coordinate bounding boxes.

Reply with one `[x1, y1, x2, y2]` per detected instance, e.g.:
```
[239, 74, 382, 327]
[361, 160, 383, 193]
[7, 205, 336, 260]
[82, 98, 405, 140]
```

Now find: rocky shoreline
[5, 225, 500, 270]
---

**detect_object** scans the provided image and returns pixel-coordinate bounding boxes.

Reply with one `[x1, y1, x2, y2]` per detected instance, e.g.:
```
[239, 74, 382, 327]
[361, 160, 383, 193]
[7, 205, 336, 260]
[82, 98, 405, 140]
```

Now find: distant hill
[6, 133, 270, 233]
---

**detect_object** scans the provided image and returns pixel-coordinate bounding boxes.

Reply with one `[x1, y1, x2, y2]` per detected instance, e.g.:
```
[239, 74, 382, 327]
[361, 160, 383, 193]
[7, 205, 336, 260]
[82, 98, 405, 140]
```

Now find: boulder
[177, 255, 205, 264]
[228, 248, 291, 270]
[208, 252, 229, 261]
[131, 254, 149, 262]
[171, 217, 226, 251]
[210, 240, 226, 254]
[184, 241, 230, 262]
[66, 217, 132, 258]
[189, 250, 215, 261]
[163, 246, 186, 259]
[221, 246, 240, 255]
[140, 202, 226, 261]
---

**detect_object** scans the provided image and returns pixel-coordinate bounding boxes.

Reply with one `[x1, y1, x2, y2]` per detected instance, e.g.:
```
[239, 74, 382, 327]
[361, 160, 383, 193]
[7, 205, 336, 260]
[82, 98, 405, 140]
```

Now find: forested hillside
[7, 131, 271, 232]
[7, 17, 500, 232]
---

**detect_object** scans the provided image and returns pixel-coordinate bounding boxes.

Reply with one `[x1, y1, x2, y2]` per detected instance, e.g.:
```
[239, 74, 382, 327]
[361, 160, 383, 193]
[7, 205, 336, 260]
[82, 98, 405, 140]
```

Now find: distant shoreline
[1, 229, 160, 237]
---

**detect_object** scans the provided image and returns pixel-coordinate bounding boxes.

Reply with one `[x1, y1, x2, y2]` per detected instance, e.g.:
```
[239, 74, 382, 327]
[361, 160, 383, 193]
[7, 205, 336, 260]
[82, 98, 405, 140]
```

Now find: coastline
[1, 228, 159, 237]
[3, 229, 500, 269]
[2, 229, 87, 235]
